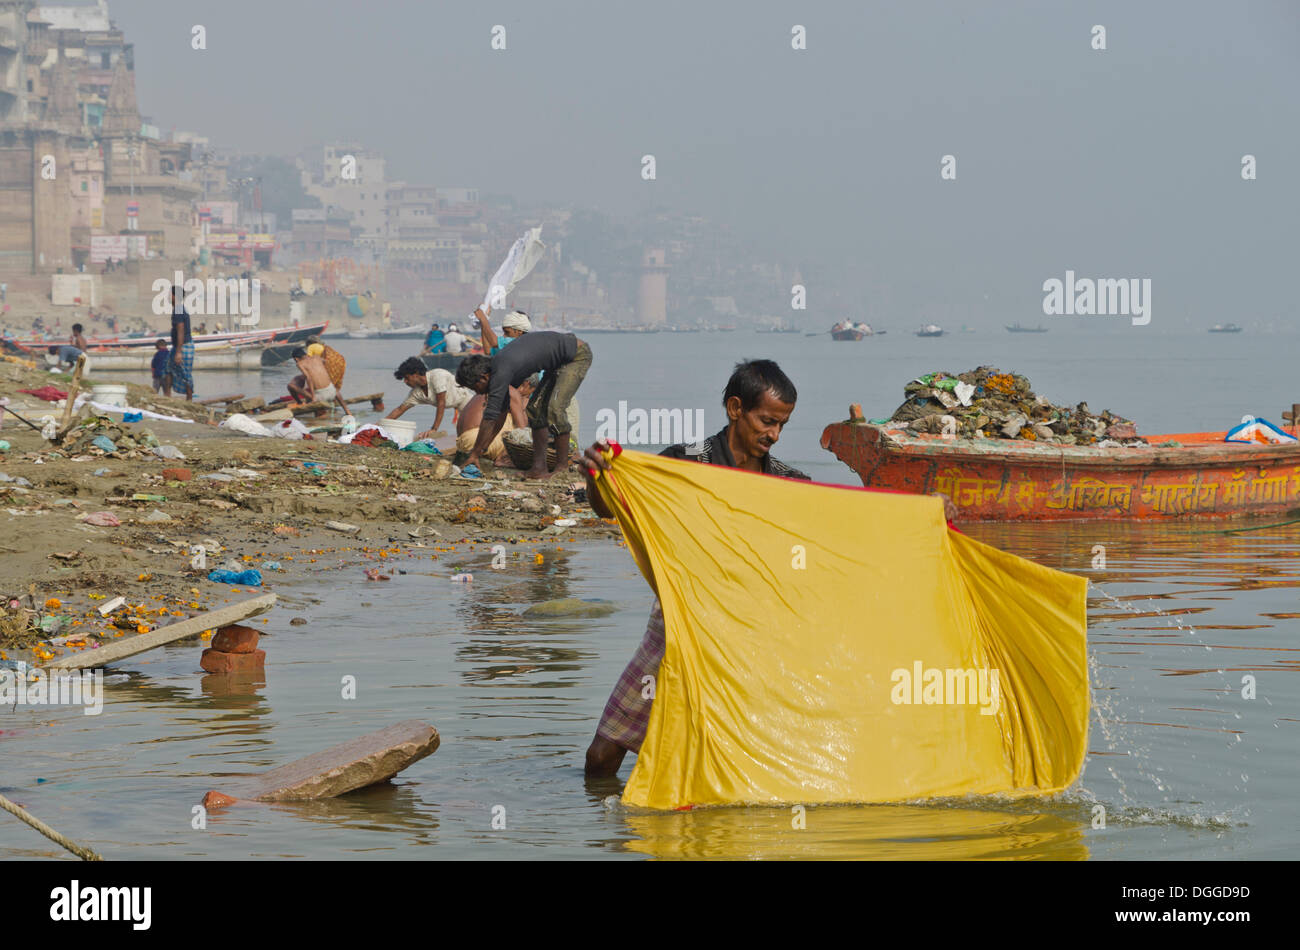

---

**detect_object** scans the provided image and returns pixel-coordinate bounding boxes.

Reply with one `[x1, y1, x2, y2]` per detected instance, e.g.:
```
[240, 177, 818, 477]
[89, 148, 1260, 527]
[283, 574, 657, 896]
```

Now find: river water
[2, 327, 1296, 859]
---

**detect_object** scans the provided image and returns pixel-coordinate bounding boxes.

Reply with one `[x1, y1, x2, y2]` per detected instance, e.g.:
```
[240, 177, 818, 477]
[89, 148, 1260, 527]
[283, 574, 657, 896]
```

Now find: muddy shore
[0, 358, 617, 667]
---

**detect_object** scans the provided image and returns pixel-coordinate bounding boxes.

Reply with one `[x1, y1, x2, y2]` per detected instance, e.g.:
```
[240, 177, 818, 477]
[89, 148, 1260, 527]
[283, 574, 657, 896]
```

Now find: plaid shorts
[595, 599, 665, 753]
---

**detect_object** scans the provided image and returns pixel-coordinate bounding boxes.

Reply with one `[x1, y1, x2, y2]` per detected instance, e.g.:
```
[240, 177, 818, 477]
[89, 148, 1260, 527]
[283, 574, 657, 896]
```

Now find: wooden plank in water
[42, 593, 276, 671]
[198, 392, 245, 405]
[202, 720, 439, 805]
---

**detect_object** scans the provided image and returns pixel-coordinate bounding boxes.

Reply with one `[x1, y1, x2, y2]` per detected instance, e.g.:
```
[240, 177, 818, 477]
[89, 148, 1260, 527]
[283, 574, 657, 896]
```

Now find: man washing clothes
[454, 330, 592, 480]
[581, 359, 958, 777]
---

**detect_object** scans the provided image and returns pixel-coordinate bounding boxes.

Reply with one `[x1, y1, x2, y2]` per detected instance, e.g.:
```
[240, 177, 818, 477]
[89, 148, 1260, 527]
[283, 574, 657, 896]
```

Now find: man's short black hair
[72, 323, 83, 333]
[723, 359, 798, 411]
[394, 356, 425, 381]
[455, 354, 492, 389]
[291, 347, 307, 359]
[155, 338, 167, 347]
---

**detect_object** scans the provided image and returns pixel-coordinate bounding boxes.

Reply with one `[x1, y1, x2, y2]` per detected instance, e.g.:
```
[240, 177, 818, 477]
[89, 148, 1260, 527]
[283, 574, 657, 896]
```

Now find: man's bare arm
[478, 306, 499, 353]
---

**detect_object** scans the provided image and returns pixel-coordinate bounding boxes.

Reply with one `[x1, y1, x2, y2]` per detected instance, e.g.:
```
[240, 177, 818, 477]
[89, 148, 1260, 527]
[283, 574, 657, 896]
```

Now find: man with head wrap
[477, 305, 530, 356]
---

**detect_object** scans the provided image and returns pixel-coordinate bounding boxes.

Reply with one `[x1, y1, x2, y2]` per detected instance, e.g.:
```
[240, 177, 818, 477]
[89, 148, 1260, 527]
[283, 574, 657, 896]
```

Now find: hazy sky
[110, 0, 1299, 327]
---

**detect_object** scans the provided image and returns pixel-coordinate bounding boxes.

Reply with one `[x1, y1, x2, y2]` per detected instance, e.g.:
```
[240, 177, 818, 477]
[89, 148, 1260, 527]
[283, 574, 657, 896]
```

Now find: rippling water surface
[3, 515, 1296, 859]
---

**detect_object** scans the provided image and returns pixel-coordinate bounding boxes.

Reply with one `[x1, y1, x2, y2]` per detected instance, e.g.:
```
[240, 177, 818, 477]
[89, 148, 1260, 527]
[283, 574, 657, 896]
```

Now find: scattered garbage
[289, 617, 308, 626]
[220, 413, 273, 438]
[364, 567, 390, 581]
[0, 473, 32, 486]
[79, 511, 121, 527]
[123, 411, 143, 423]
[394, 493, 418, 503]
[91, 435, 117, 453]
[450, 573, 473, 583]
[0, 440, 9, 452]
[131, 493, 167, 502]
[161, 467, 193, 481]
[153, 444, 186, 460]
[97, 596, 126, 616]
[401, 439, 442, 455]
[326, 520, 360, 534]
[884, 366, 1146, 445]
[207, 568, 263, 586]
[261, 561, 283, 571]
[141, 509, 172, 523]
[92, 467, 110, 476]
[271, 418, 314, 440]
[200, 472, 234, 482]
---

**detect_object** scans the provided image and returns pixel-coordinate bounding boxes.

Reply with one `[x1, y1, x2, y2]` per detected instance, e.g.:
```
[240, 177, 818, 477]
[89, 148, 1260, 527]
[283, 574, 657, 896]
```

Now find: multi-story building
[0, 0, 198, 272]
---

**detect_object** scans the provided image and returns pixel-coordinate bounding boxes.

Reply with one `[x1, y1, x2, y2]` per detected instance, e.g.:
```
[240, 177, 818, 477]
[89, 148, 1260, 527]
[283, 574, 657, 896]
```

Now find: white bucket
[94, 383, 128, 408]
[385, 418, 417, 447]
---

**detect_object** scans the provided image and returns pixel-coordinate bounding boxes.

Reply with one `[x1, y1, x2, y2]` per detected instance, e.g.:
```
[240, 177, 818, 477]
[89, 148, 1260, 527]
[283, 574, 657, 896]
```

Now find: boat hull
[831, 329, 867, 341]
[88, 345, 268, 372]
[820, 422, 1300, 521]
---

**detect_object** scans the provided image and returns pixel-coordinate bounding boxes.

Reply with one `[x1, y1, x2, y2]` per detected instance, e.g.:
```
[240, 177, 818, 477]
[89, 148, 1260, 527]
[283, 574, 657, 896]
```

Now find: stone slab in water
[202, 720, 439, 806]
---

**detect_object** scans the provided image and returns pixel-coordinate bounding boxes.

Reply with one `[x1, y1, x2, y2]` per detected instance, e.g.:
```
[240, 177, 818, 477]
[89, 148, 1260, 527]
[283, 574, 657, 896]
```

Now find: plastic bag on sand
[207, 568, 263, 586]
[80, 511, 121, 527]
[271, 418, 313, 440]
[220, 413, 272, 437]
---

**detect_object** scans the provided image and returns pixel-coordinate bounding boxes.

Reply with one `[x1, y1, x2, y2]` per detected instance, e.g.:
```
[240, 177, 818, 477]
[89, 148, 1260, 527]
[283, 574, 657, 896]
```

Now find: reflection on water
[620, 801, 1089, 861]
[2, 523, 1295, 859]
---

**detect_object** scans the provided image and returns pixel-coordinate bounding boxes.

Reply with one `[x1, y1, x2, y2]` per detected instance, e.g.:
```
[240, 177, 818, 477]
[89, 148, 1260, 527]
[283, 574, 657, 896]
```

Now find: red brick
[1106, 423, 1138, 440]
[212, 624, 260, 653]
[161, 467, 193, 481]
[200, 647, 266, 673]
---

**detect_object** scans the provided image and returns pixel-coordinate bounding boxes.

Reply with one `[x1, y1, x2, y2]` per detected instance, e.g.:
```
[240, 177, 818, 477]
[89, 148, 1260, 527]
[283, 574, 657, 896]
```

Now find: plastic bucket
[385, 418, 417, 447]
[94, 383, 129, 408]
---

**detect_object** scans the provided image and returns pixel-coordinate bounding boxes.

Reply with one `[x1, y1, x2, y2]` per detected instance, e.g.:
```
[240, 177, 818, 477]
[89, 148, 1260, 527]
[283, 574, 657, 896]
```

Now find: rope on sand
[0, 792, 103, 861]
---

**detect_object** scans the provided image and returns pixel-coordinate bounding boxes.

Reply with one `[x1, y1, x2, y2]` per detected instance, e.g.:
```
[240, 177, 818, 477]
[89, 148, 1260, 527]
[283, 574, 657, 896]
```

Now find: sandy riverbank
[0, 358, 617, 668]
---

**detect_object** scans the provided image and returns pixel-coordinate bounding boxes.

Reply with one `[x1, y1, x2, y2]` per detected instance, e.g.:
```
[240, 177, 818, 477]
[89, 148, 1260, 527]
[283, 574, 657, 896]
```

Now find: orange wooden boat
[820, 422, 1300, 521]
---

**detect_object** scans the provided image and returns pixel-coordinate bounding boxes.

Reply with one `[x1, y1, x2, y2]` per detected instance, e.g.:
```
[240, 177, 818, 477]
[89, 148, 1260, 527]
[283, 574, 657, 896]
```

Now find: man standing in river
[582, 359, 958, 777]
[582, 359, 811, 776]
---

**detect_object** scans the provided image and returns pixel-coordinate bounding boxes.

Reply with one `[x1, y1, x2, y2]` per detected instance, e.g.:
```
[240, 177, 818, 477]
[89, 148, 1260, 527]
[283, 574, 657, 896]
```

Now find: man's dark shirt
[483, 330, 578, 421]
[660, 426, 810, 480]
[171, 305, 192, 350]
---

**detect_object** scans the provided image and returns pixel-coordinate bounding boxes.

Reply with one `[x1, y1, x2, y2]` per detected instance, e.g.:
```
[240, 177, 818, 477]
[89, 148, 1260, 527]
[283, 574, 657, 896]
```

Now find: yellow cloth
[592, 449, 1089, 811]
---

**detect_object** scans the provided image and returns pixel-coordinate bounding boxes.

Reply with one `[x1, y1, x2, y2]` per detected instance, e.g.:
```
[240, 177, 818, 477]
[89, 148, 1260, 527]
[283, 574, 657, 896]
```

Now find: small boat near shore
[1209, 323, 1243, 333]
[821, 420, 1300, 521]
[1006, 323, 1048, 333]
[916, 324, 944, 337]
[85, 342, 269, 372]
[13, 322, 327, 351]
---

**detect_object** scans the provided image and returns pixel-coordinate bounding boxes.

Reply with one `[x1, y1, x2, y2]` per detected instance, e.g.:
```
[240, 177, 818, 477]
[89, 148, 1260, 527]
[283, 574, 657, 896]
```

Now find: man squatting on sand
[455, 327, 592, 479]
[581, 359, 958, 776]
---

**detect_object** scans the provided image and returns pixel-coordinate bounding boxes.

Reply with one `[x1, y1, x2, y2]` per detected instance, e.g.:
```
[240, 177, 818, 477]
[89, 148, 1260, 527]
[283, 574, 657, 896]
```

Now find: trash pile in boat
[883, 366, 1146, 445]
